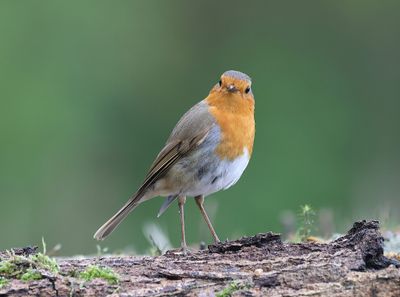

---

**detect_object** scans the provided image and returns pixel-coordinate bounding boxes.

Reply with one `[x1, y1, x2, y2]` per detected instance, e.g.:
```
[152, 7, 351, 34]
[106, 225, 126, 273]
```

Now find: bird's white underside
[144, 147, 250, 200]
[185, 147, 250, 197]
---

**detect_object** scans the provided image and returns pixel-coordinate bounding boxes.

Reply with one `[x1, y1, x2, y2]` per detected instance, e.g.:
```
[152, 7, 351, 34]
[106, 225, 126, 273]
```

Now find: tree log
[1, 220, 399, 296]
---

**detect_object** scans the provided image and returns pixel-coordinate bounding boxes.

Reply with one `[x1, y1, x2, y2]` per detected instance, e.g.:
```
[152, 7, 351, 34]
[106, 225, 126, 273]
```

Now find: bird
[94, 70, 255, 252]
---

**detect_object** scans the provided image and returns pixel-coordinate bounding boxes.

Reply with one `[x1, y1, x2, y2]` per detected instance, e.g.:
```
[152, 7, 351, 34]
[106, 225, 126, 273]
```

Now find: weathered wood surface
[1, 220, 399, 296]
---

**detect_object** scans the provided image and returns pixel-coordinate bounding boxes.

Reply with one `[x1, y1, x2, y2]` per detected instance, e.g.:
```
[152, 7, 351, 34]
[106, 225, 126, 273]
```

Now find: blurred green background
[1, 1, 399, 255]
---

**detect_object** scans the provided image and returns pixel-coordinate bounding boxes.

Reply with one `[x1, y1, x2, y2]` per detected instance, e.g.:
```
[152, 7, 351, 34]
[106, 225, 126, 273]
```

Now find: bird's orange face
[210, 73, 253, 102]
[207, 71, 255, 114]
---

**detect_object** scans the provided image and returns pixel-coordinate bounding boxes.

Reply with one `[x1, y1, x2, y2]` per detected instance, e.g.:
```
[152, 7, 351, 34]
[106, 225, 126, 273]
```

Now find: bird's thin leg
[178, 195, 188, 251]
[195, 195, 220, 243]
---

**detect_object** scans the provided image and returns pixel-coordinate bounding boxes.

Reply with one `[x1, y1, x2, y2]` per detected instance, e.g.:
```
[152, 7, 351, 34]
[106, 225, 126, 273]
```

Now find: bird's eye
[245, 86, 251, 94]
[218, 80, 222, 87]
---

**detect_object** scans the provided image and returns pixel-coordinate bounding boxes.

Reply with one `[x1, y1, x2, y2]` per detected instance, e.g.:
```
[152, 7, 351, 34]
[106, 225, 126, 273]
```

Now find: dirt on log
[1, 220, 400, 296]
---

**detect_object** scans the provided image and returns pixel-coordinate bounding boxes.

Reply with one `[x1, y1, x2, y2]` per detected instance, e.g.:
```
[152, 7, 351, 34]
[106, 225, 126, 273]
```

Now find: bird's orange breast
[206, 93, 255, 160]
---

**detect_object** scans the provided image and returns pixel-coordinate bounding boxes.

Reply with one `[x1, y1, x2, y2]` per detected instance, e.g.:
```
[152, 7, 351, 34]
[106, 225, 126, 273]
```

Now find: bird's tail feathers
[93, 194, 142, 240]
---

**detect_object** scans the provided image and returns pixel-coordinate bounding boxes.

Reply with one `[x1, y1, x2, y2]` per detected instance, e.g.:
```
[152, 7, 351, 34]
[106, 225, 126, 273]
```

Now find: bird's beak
[227, 84, 237, 93]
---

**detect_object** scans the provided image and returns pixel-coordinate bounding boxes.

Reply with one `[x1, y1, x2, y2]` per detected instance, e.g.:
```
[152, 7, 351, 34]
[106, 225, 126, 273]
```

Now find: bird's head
[213, 70, 252, 97]
[208, 70, 254, 112]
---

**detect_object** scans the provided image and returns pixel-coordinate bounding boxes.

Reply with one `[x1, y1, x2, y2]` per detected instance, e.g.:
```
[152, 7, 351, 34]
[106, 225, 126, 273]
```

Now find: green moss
[30, 253, 59, 273]
[0, 251, 59, 282]
[0, 258, 19, 277]
[216, 281, 250, 297]
[0, 276, 8, 288]
[79, 265, 119, 285]
[20, 269, 42, 281]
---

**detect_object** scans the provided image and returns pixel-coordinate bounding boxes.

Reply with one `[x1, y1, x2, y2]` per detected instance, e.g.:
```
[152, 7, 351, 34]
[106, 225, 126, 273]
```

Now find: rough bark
[1, 220, 399, 296]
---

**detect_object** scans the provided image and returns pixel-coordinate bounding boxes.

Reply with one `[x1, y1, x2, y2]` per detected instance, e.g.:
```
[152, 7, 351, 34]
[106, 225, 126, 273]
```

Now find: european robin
[94, 70, 255, 251]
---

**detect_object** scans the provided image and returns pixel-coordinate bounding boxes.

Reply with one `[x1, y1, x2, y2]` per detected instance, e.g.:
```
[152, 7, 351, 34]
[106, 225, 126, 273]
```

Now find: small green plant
[297, 204, 316, 242]
[147, 234, 163, 256]
[216, 281, 250, 297]
[143, 222, 172, 255]
[79, 265, 119, 285]
[96, 245, 109, 256]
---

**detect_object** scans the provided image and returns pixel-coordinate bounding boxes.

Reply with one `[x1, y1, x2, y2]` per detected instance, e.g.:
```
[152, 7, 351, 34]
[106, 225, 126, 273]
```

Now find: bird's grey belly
[154, 125, 250, 197]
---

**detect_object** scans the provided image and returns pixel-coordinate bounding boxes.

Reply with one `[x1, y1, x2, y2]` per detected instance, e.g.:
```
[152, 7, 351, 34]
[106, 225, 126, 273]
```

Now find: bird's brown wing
[94, 100, 215, 240]
[133, 100, 216, 202]
[133, 127, 211, 202]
